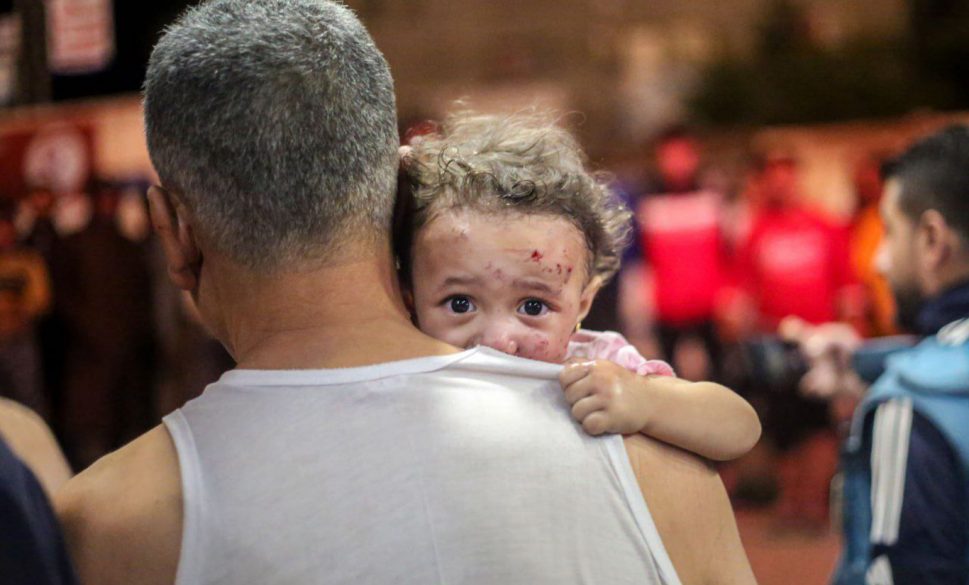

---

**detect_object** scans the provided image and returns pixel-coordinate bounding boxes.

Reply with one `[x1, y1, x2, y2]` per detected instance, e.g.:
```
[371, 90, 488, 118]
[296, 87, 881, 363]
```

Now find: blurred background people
[850, 155, 899, 339]
[624, 127, 728, 381]
[19, 187, 60, 263]
[793, 125, 969, 585]
[0, 208, 51, 417]
[54, 183, 154, 469]
[729, 154, 861, 532]
[16, 186, 70, 442]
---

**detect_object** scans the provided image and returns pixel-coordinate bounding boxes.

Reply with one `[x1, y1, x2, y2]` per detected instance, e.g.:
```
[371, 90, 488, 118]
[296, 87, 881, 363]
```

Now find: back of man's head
[144, 0, 399, 272]
[884, 124, 969, 243]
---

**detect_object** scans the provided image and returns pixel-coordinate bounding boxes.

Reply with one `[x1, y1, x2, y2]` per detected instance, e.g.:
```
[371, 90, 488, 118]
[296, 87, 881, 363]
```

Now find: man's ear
[577, 275, 604, 324]
[147, 186, 201, 292]
[918, 209, 952, 272]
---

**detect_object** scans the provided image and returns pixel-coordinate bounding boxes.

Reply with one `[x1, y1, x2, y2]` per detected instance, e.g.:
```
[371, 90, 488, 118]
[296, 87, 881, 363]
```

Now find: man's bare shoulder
[55, 425, 182, 585]
[623, 435, 756, 585]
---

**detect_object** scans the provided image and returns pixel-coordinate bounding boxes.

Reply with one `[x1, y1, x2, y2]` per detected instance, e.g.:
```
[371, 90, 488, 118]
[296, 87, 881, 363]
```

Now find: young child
[397, 111, 760, 461]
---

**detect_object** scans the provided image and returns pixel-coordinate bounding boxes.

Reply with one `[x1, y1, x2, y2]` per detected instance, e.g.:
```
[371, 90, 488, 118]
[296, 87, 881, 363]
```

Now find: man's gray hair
[144, 0, 399, 271]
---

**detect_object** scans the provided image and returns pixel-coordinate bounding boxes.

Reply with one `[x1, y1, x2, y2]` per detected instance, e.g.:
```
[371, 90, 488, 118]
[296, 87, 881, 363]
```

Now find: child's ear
[403, 289, 421, 327]
[577, 275, 603, 324]
[402, 287, 416, 314]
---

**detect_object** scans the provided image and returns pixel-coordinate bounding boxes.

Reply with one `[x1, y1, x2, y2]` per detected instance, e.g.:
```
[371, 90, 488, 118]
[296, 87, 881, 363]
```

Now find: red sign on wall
[0, 123, 94, 200]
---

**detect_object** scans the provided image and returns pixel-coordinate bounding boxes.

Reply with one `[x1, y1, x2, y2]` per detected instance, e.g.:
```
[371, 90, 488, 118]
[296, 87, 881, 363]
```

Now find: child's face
[409, 210, 599, 363]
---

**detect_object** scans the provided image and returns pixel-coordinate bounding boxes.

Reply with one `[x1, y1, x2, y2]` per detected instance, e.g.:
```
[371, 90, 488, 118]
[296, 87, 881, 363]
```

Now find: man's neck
[918, 276, 969, 335]
[210, 250, 458, 370]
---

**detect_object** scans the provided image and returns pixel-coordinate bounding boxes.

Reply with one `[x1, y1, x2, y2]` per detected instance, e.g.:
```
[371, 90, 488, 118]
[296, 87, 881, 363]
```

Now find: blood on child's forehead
[416, 208, 591, 278]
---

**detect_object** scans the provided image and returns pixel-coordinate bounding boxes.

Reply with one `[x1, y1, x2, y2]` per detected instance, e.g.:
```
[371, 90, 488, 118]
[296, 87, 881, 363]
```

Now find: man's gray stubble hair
[144, 0, 399, 272]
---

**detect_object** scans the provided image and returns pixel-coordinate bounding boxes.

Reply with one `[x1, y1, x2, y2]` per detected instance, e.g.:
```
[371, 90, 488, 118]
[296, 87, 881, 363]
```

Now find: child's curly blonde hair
[399, 110, 632, 284]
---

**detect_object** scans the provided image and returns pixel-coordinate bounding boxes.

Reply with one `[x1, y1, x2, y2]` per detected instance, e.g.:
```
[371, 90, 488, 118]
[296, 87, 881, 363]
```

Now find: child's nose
[480, 330, 520, 356]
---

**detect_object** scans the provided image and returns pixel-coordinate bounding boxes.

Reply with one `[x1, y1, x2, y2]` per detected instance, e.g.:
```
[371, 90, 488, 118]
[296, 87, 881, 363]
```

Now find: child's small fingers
[559, 362, 592, 387]
[571, 395, 605, 423]
[563, 377, 593, 405]
[582, 412, 609, 436]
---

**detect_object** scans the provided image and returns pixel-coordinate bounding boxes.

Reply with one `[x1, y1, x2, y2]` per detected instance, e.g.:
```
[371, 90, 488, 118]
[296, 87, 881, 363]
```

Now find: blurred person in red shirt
[632, 127, 728, 380]
[730, 154, 861, 531]
[734, 155, 860, 331]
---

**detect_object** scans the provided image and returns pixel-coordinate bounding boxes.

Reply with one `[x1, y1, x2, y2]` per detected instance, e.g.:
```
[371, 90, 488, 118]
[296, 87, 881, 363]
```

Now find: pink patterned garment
[566, 329, 675, 377]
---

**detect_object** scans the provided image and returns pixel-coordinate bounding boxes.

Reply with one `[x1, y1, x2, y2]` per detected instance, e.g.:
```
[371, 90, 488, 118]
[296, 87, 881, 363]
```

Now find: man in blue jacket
[798, 125, 969, 585]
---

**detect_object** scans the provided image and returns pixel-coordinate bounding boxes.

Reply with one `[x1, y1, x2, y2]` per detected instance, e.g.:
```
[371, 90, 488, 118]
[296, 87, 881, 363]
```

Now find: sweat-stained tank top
[163, 346, 681, 585]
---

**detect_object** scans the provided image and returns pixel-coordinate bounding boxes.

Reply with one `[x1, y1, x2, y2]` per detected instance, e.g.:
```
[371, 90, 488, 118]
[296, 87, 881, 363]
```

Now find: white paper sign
[0, 14, 20, 104]
[45, 0, 114, 74]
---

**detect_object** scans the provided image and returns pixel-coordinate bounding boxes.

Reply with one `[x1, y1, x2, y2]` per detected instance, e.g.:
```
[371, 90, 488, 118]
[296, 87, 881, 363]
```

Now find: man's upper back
[157, 347, 679, 585]
[56, 346, 760, 585]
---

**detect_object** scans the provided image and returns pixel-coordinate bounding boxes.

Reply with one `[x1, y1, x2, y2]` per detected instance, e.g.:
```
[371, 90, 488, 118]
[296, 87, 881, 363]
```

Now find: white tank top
[163, 347, 681, 585]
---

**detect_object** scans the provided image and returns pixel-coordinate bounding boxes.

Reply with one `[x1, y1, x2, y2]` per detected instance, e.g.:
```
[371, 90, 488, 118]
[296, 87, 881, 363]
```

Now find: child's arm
[559, 360, 761, 461]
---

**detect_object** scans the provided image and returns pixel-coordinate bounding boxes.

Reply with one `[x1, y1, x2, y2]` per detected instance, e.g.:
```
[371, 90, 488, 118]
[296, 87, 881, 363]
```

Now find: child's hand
[559, 360, 651, 436]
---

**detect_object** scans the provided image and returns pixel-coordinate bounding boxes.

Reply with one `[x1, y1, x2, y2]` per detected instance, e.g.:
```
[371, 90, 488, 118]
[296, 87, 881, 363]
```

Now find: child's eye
[446, 295, 476, 314]
[518, 298, 549, 317]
